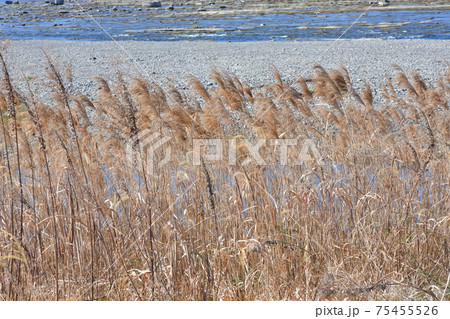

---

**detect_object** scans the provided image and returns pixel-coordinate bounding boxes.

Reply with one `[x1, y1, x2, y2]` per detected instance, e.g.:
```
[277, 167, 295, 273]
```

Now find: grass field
[0, 41, 449, 300]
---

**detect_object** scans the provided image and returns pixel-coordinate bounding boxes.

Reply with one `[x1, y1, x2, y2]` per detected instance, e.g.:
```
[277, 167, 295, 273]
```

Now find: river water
[1, 2, 449, 41]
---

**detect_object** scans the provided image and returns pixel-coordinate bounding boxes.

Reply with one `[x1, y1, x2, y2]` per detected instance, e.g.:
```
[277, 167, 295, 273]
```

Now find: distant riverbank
[49, 1, 450, 14]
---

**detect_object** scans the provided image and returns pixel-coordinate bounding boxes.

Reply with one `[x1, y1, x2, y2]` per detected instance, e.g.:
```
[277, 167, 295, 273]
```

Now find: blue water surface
[0, 1, 448, 41]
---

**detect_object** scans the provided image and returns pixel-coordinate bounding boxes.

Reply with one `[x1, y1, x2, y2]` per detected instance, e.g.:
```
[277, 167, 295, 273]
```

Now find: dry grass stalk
[0, 47, 448, 300]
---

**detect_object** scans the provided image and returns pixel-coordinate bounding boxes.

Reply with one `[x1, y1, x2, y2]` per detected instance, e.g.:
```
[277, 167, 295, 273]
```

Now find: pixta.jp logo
[126, 131, 323, 176]
[125, 130, 172, 176]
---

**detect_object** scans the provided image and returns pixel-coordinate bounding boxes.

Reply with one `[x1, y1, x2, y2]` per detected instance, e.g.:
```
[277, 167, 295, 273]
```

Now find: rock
[52, 0, 64, 5]
[198, 7, 206, 12]
[147, 1, 161, 7]
[219, 5, 226, 9]
[112, 7, 118, 11]
[369, 0, 389, 5]
[167, 5, 174, 10]
[5, 1, 14, 4]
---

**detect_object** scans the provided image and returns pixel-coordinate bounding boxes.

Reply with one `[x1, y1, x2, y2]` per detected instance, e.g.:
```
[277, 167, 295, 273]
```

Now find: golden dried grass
[0, 45, 448, 301]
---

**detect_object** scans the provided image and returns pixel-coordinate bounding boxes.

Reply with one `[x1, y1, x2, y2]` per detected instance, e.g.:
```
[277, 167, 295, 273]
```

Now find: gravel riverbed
[5, 39, 450, 101]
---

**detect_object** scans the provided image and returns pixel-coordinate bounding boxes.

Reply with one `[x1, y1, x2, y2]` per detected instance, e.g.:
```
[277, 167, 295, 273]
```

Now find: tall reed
[0, 45, 448, 300]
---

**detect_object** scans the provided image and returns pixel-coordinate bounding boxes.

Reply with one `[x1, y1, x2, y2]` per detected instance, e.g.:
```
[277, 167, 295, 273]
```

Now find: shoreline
[5, 39, 450, 101]
[1, 2, 449, 15]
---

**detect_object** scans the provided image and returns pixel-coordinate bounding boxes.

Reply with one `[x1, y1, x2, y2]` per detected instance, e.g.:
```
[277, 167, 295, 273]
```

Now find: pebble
[148, 1, 162, 7]
[4, 40, 449, 106]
